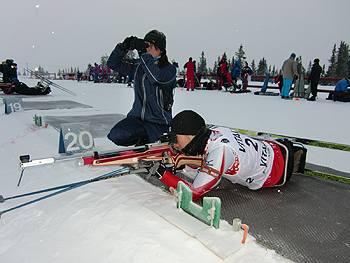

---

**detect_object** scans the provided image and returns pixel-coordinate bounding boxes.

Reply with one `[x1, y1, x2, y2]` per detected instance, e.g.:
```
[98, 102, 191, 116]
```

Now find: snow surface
[0, 77, 348, 263]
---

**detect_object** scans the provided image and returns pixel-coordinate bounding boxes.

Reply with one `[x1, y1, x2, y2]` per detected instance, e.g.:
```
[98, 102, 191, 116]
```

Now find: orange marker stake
[169, 187, 175, 196]
[241, 224, 249, 244]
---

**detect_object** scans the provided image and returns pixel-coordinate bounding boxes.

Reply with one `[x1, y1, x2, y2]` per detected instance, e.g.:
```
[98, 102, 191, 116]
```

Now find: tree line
[193, 41, 350, 80]
[29, 41, 349, 82]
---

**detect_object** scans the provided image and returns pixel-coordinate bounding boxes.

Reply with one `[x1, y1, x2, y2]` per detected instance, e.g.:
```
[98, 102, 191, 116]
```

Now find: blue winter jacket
[334, 78, 350, 91]
[107, 45, 177, 126]
[230, 63, 241, 78]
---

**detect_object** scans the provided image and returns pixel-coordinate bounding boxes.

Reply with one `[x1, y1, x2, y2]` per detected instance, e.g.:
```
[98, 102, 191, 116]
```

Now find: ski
[207, 125, 350, 152]
[253, 74, 280, 96]
[26, 68, 78, 96]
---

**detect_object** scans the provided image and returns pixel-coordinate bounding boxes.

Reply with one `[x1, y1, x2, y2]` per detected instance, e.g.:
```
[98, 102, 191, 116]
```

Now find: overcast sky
[1, 0, 349, 74]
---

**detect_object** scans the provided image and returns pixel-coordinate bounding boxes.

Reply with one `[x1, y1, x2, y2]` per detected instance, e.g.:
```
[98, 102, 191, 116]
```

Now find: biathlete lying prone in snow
[0, 80, 51, 95]
[151, 110, 307, 200]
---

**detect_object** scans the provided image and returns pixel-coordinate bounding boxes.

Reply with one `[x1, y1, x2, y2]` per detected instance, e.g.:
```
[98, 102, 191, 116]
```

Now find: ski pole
[5, 167, 129, 202]
[0, 167, 130, 218]
[0, 182, 84, 217]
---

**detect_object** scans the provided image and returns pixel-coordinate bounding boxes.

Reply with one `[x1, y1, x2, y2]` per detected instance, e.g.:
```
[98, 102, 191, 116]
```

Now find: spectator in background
[217, 56, 231, 89]
[241, 62, 252, 77]
[281, 53, 298, 99]
[0, 59, 18, 83]
[333, 77, 350, 102]
[89, 65, 94, 81]
[307, 58, 322, 101]
[241, 62, 252, 88]
[230, 60, 242, 89]
[93, 63, 99, 83]
[77, 70, 82, 81]
[184, 57, 195, 91]
[172, 61, 179, 76]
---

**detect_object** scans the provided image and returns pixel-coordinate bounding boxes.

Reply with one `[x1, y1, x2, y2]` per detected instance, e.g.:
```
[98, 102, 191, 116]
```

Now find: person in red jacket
[217, 56, 232, 89]
[184, 57, 195, 91]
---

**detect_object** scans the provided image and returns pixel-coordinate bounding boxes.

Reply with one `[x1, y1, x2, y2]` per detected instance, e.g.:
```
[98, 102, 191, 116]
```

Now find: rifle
[19, 139, 203, 185]
[78, 143, 202, 169]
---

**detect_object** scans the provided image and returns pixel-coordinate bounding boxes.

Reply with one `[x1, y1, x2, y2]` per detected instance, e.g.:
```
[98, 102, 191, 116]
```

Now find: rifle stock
[81, 144, 203, 169]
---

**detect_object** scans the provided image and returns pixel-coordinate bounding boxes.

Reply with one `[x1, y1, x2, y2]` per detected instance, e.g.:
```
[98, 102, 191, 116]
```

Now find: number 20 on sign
[58, 122, 95, 155]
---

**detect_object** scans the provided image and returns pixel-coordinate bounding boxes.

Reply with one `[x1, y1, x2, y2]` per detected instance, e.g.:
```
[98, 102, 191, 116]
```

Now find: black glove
[150, 162, 172, 178]
[151, 162, 166, 178]
[120, 36, 137, 51]
[132, 38, 149, 56]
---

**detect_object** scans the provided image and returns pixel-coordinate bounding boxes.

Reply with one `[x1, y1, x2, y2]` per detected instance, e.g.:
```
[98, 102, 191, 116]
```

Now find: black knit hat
[170, 110, 205, 136]
[5, 59, 14, 65]
[143, 29, 166, 52]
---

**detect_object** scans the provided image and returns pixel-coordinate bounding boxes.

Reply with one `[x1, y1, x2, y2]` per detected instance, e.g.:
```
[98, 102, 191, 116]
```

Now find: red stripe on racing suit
[262, 141, 285, 187]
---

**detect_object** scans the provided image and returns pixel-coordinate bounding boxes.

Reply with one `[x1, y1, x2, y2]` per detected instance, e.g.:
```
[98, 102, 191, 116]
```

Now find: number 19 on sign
[4, 97, 24, 114]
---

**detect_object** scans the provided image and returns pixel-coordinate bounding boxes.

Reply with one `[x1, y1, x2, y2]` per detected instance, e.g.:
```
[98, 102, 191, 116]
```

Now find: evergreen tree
[235, 44, 246, 67]
[322, 65, 325, 77]
[86, 63, 92, 74]
[326, 43, 337, 78]
[306, 61, 312, 76]
[257, 57, 268, 76]
[250, 60, 257, 75]
[213, 55, 221, 73]
[222, 52, 227, 61]
[230, 56, 235, 71]
[212, 61, 218, 74]
[335, 41, 349, 78]
[198, 51, 208, 74]
[37, 66, 45, 73]
[271, 65, 277, 76]
[100, 54, 109, 67]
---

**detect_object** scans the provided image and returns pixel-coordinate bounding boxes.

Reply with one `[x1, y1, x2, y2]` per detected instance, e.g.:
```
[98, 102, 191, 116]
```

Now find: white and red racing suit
[160, 127, 285, 200]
